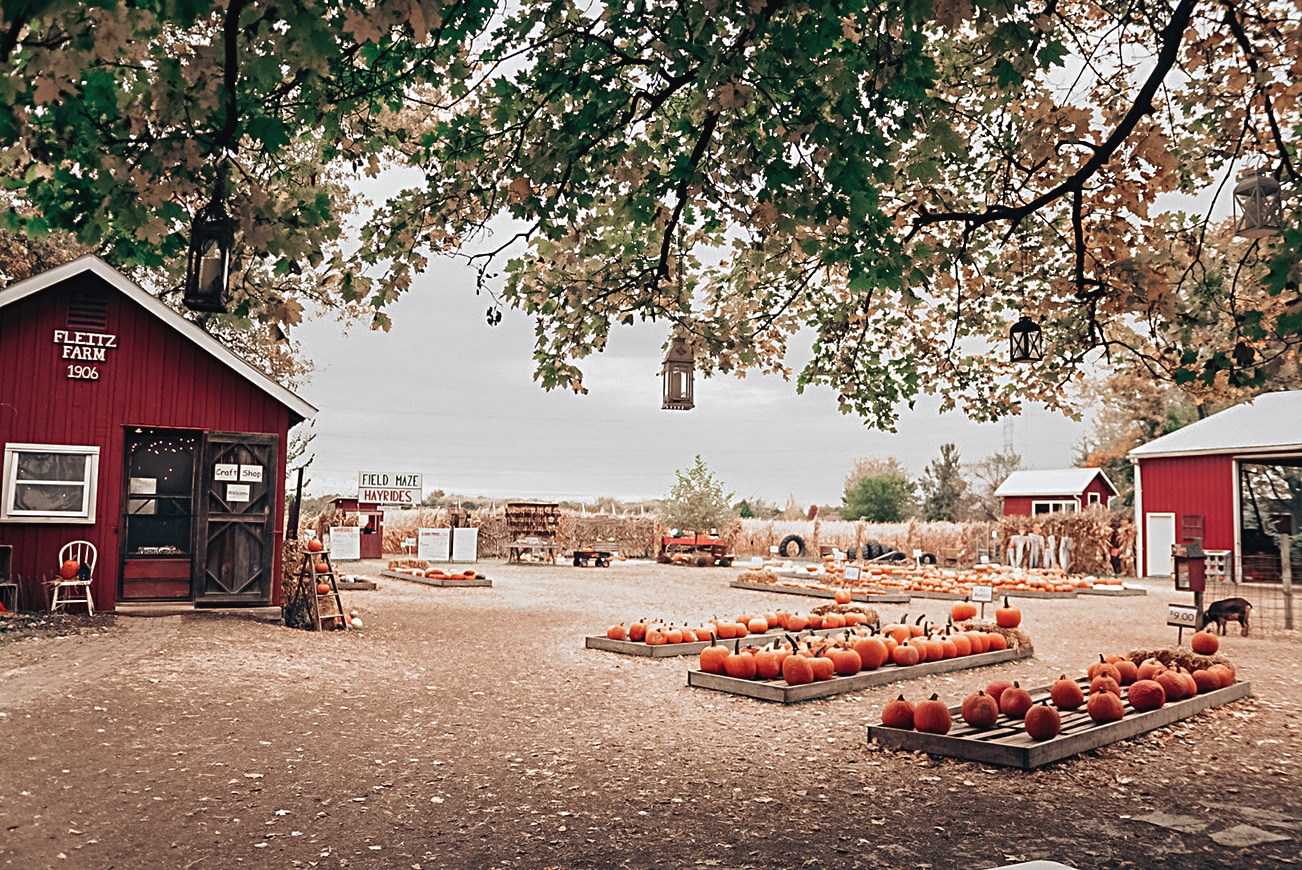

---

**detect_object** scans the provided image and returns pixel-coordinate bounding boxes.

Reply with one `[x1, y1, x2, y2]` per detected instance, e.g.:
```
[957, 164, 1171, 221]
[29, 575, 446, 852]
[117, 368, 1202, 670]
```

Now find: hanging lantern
[183, 171, 236, 312]
[1233, 170, 1283, 239]
[661, 337, 695, 410]
[1009, 315, 1043, 363]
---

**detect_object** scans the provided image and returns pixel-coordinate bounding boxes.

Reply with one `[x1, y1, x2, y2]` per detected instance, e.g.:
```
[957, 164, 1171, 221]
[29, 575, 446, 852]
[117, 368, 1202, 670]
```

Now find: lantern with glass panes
[1009, 315, 1043, 363]
[661, 337, 695, 410]
[1233, 170, 1283, 239]
[183, 170, 236, 313]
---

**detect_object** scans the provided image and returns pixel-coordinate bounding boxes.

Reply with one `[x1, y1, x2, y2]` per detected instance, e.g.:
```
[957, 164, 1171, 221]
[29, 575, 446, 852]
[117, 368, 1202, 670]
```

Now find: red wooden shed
[1129, 390, 1302, 580]
[0, 256, 316, 612]
[993, 468, 1118, 517]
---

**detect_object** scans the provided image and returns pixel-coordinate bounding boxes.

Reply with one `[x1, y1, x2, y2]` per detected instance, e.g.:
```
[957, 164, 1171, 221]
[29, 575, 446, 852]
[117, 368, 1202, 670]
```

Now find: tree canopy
[841, 471, 916, 522]
[662, 455, 735, 531]
[1, 0, 1299, 423]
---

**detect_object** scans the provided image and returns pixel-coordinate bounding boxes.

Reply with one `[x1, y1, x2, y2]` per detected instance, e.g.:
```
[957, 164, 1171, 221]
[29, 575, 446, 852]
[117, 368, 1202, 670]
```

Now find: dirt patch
[0, 611, 117, 645]
[0, 561, 1298, 869]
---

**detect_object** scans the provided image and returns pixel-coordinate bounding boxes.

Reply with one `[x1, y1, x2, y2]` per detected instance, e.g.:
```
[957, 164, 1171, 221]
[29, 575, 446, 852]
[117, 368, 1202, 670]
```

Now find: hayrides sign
[358, 472, 423, 506]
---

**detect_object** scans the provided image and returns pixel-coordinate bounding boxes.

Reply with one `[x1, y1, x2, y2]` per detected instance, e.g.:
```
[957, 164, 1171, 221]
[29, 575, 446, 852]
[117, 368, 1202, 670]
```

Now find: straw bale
[955, 620, 1033, 652]
[810, 603, 880, 624]
[1125, 648, 1233, 673]
[387, 558, 429, 571]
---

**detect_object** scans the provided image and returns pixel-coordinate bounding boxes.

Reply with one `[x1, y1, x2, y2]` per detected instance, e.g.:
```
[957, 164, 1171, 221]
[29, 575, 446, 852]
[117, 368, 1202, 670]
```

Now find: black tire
[865, 540, 883, 559]
[777, 535, 806, 558]
[573, 553, 584, 566]
[595, 557, 610, 568]
[881, 548, 906, 562]
[845, 546, 858, 561]
[919, 551, 938, 565]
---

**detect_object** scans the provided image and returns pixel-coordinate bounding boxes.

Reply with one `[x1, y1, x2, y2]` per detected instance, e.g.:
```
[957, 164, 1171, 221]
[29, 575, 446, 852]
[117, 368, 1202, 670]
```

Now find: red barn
[994, 468, 1118, 516]
[1129, 390, 1302, 580]
[0, 256, 315, 612]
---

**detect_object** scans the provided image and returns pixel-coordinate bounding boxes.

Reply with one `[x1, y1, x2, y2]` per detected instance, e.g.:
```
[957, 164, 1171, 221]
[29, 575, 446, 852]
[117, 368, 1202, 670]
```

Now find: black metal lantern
[1009, 315, 1043, 363]
[661, 336, 695, 410]
[183, 171, 236, 312]
[1233, 170, 1283, 239]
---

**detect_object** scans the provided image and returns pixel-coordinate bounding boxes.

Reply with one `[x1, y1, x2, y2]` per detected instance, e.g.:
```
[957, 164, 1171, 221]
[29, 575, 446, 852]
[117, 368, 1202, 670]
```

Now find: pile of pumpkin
[694, 612, 1022, 684]
[879, 640, 1237, 741]
[422, 568, 482, 580]
[605, 608, 875, 645]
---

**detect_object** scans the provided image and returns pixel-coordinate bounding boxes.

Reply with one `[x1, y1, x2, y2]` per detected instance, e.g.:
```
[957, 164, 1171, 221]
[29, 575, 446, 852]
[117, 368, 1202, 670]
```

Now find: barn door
[194, 432, 278, 605]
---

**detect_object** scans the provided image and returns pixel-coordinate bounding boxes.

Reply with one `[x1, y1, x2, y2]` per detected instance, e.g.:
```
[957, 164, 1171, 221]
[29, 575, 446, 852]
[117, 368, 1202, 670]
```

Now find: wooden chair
[51, 540, 96, 615]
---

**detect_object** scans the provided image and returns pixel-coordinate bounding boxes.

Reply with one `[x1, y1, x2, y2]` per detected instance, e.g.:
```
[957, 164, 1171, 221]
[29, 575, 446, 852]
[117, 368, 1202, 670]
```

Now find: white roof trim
[0, 255, 316, 420]
[994, 468, 1117, 498]
[1129, 391, 1302, 459]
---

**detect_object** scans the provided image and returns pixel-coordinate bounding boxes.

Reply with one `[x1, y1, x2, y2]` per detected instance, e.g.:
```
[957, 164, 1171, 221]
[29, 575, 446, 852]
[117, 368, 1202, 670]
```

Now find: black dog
[1203, 597, 1252, 636]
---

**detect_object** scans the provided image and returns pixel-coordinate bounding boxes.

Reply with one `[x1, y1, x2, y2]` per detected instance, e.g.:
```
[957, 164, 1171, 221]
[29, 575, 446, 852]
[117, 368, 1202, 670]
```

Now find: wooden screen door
[194, 432, 278, 605]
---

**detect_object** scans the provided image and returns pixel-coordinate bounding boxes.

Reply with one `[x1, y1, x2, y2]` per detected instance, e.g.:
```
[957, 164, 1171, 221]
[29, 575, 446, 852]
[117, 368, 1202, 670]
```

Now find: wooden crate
[729, 579, 909, 604]
[867, 677, 1252, 769]
[585, 626, 846, 658]
[687, 646, 1033, 703]
[380, 569, 492, 588]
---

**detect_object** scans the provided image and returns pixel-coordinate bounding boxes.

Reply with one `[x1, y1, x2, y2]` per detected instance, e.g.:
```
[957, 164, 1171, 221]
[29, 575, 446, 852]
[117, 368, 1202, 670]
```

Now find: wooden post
[1280, 533, 1294, 630]
[287, 466, 305, 539]
[1194, 590, 1204, 631]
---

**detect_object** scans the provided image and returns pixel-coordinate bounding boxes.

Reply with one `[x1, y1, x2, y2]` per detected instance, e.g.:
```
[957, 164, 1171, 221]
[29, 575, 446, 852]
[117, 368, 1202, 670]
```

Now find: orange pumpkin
[1087, 688, 1126, 723]
[1050, 675, 1085, 710]
[995, 596, 1021, 628]
[1191, 629, 1219, 655]
[914, 694, 952, 735]
[606, 624, 627, 641]
[314, 561, 330, 574]
[985, 680, 1014, 706]
[628, 620, 648, 642]
[723, 640, 758, 679]
[781, 650, 816, 685]
[960, 690, 999, 729]
[998, 681, 1033, 719]
[880, 694, 915, 730]
[834, 589, 853, 604]
[1127, 679, 1166, 711]
[950, 598, 977, 622]
[699, 637, 730, 674]
[307, 538, 324, 553]
[1024, 702, 1061, 741]
[316, 582, 331, 594]
[60, 560, 80, 579]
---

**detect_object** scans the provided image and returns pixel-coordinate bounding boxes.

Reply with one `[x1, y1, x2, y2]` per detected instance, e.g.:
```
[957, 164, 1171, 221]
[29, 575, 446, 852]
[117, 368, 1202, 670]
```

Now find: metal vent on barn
[67, 293, 109, 331]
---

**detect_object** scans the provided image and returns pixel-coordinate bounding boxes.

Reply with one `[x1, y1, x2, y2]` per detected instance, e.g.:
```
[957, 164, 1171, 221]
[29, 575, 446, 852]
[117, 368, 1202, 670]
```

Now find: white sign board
[226, 483, 250, 502]
[239, 464, 263, 482]
[750, 556, 764, 568]
[214, 464, 239, 481]
[844, 566, 861, 581]
[330, 526, 361, 561]
[358, 471, 423, 506]
[971, 584, 994, 603]
[451, 527, 479, 562]
[418, 528, 451, 561]
[1167, 603, 1199, 629]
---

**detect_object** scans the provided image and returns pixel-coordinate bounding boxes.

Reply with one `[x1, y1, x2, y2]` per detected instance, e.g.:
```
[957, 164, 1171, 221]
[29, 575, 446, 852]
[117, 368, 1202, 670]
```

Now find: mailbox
[1172, 540, 1206, 592]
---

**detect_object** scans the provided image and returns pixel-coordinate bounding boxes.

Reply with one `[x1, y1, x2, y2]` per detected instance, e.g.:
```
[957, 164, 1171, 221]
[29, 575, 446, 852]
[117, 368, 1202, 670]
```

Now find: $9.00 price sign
[1167, 603, 1199, 629]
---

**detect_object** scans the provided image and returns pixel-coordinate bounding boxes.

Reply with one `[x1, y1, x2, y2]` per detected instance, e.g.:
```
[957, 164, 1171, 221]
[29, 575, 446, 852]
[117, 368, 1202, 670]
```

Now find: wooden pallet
[380, 569, 492, 587]
[585, 626, 847, 658]
[893, 588, 1079, 601]
[1078, 585, 1147, 597]
[867, 677, 1252, 769]
[687, 646, 1033, 703]
[729, 579, 909, 603]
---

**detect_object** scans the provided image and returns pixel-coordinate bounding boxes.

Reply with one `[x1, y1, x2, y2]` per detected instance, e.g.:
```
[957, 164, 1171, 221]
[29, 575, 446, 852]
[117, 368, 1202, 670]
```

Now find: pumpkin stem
[929, 693, 940, 700]
[915, 613, 926, 625]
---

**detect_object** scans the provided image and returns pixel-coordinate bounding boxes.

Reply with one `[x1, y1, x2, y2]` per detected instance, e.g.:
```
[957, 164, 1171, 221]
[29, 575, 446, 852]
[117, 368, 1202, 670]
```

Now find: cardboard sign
[1167, 603, 1199, 629]
[214, 464, 239, 481]
[451, 527, 479, 562]
[971, 584, 994, 603]
[239, 464, 263, 482]
[418, 528, 451, 561]
[226, 483, 250, 502]
[330, 526, 361, 561]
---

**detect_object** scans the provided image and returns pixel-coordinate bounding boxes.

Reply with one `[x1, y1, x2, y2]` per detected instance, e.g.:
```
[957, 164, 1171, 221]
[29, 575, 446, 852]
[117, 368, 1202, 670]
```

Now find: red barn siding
[1136, 454, 1237, 556]
[0, 271, 295, 611]
[1001, 496, 1037, 516]
[1082, 476, 1116, 507]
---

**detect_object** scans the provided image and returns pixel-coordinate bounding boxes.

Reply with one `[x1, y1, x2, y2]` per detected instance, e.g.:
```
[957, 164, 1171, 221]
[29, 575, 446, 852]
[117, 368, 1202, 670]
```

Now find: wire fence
[1203, 572, 1297, 635]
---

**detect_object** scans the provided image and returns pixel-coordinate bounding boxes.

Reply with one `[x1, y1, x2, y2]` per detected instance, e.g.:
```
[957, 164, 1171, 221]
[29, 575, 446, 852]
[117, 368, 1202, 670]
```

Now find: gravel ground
[0, 559, 1298, 870]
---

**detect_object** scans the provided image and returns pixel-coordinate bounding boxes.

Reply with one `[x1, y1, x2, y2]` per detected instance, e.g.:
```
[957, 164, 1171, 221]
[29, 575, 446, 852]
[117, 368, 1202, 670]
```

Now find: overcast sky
[291, 256, 1089, 506]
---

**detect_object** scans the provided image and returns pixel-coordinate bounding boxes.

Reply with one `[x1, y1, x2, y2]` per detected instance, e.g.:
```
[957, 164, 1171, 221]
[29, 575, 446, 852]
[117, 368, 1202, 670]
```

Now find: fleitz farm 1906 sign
[358, 472, 422, 506]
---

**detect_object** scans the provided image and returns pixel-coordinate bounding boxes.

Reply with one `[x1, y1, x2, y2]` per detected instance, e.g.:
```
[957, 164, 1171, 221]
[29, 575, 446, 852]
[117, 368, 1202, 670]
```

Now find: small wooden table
[508, 537, 561, 563]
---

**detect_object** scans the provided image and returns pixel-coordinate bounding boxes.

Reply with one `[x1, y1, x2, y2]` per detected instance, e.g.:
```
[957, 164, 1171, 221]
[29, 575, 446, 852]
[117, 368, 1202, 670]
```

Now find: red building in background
[1130, 391, 1302, 580]
[994, 468, 1118, 517]
[0, 257, 315, 611]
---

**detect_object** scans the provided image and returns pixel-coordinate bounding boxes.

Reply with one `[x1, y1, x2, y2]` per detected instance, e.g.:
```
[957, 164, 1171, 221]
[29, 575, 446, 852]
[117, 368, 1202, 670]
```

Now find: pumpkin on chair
[60, 560, 80, 579]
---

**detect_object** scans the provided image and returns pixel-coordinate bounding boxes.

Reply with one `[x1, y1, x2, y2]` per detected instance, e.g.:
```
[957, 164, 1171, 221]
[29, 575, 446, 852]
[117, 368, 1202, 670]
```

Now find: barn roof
[1129, 390, 1302, 459]
[994, 468, 1117, 498]
[0, 255, 316, 421]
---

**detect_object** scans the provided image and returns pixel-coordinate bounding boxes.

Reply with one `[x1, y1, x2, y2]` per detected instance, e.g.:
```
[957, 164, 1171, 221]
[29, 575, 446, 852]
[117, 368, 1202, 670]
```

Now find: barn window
[1088, 492, 1101, 506]
[1032, 500, 1077, 514]
[1, 444, 100, 523]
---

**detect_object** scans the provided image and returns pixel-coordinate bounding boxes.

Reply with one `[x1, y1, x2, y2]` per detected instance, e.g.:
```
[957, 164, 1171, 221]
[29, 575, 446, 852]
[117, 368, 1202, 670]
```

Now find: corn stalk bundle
[280, 539, 314, 630]
[735, 519, 997, 560]
[998, 508, 1135, 575]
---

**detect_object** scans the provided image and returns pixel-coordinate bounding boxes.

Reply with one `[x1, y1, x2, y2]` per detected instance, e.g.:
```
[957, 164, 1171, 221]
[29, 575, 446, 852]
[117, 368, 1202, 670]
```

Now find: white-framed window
[1088, 492, 1101, 506]
[1, 443, 100, 523]
[1032, 499, 1077, 515]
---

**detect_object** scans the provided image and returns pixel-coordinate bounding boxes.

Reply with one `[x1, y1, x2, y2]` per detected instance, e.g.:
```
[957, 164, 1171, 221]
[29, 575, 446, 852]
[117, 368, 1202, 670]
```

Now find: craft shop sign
[53, 329, 118, 381]
[358, 471, 423, 506]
